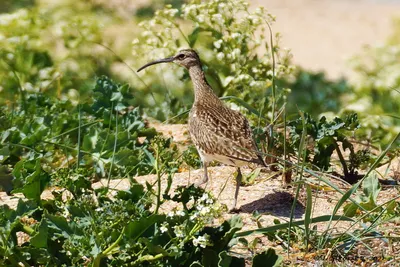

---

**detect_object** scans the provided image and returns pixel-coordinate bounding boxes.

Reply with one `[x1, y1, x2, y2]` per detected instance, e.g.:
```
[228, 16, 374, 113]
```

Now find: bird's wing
[189, 105, 265, 166]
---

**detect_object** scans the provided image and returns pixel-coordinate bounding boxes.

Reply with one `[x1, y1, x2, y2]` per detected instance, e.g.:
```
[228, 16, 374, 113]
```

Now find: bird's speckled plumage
[180, 49, 265, 168]
[138, 49, 266, 210]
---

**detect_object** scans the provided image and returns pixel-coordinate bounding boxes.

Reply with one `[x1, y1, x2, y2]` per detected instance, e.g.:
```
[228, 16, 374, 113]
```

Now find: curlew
[138, 49, 266, 211]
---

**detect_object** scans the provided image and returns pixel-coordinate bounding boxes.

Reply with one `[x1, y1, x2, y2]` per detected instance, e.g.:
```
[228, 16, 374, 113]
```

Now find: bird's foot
[195, 171, 209, 188]
[194, 180, 207, 188]
[229, 207, 241, 214]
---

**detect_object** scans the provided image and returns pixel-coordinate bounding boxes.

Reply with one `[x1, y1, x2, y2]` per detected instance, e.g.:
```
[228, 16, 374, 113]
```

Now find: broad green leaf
[82, 128, 99, 151]
[202, 248, 218, 267]
[12, 159, 50, 203]
[362, 173, 381, 206]
[140, 237, 168, 255]
[343, 202, 358, 217]
[30, 219, 48, 248]
[252, 248, 282, 267]
[125, 214, 165, 241]
[218, 251, 232, 267]
[219, 215, 243, 249]
[45, 212, 74, 238]
[0, 146, 10, 163]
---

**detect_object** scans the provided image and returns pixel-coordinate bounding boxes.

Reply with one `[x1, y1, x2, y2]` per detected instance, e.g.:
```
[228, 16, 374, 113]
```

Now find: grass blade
[304, 184, 313, 250]
[234, 215, 354, 238]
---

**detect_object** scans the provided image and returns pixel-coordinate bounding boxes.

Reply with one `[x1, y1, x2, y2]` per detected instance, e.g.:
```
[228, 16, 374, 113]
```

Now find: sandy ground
[2, 123, 399, 264]
[250, 0, 400, 79]
[100, 0, 400, 79]
[1, 0, 400, 264]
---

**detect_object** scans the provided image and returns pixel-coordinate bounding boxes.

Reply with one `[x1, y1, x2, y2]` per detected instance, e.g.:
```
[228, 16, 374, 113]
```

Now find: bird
[137, 49, 266, 211]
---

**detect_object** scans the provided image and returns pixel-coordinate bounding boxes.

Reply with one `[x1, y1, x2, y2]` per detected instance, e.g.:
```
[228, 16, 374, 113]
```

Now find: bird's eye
[177, 54, 185, 60]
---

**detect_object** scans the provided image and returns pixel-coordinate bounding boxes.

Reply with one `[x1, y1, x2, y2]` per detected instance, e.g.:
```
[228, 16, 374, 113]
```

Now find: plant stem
[93, 227, 125, 267]
[265, 19, 276, 150]
[333, 141, 349, 177]
[154, 143, 162, 214]
[107, 108, 118, 188]
[22, 224, 35, 235]
[132, 253, 164, 265]
[77, 104, 82, 168]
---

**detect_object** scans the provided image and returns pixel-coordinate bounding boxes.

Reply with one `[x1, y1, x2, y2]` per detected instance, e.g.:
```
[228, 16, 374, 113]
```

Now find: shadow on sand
[239, 190, 305, 219]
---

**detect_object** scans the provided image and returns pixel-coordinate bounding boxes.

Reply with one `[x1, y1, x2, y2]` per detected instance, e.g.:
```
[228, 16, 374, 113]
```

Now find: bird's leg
[231, 168, 242, 212]
[196, 162, 209, 186]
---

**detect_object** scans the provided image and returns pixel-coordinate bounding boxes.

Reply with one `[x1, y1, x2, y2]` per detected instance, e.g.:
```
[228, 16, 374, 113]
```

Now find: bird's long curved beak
[137, 57, 174, 72]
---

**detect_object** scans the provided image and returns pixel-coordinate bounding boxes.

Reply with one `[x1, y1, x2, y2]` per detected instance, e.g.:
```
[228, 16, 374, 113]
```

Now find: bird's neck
[188, 65, 219, 103]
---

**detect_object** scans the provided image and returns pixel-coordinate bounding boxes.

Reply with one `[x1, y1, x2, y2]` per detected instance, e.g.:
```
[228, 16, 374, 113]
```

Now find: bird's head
[137, 49, 201, 72]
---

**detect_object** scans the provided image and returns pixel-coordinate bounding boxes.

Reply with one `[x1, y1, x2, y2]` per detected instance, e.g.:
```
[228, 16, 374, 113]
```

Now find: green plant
[285, 69, 351, 117]
[343, 173, 400, 222]
[288, 113, 376, 183]
[0, 169, 282, 266]
[182, 144, 202, 169]
[0, 76, 158, 187]
[133, 0, 293, 122]
[344, 20, 400, 146]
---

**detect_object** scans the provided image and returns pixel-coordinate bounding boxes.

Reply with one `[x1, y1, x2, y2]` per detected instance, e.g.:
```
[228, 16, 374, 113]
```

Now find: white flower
[6, 53, 14, 60]
[167, 9, 179, 17]
[199, 206, 211, 216]
[197, 14, 205, 23]
[213, 39, 223, 49]
[190, 212, 198, 220]
[233, 48, 241, 57]
[142, 30, 152, 37]
[252, 17, 261, 24]
[176, 210, 186, 217]
[173, 225, 185, 238]
[167, 211, 175, 218]
[160, 223, 168, 233]
[39, 68, 52, 79]
[255, 7, 263, 15]
[0, 9, 28, 26]
[192, 234, 210, 248]
[212, 14, 224, 25]
[238, 74, 250, 81]
[212, 14, 223, 20]
[216, 52, 224, 61]
[8, 36, 21, 44]
[224, 76, 234, 86]
[231, 32, 241, 39]
[23, 82, 35, 92]
[199, 193, 209, 202]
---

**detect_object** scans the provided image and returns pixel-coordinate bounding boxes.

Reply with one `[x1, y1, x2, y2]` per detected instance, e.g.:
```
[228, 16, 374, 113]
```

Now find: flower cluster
[0, 2, 110, 106]
[156, 188, 225, 251]
[192, 233, 211, 248]
[133, 0, 294, 121]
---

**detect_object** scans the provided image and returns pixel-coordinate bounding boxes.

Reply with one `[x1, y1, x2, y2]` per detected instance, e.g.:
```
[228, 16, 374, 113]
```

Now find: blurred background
[0, 0, 399, 143]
